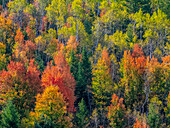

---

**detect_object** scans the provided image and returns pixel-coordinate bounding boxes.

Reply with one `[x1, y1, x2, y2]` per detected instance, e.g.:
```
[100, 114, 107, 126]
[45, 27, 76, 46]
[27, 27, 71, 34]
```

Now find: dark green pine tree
[125, 0, 151, 14]
[81, 47, 92, 112]
[75, 62, 86, 105]
[35, 51, 45, 73]
[0, 100, 20, 128]
[81, 47, 92, 87]
[73, 47, 92, 110]
[70, 49, 79, 81]
[75, 99, 88, 128]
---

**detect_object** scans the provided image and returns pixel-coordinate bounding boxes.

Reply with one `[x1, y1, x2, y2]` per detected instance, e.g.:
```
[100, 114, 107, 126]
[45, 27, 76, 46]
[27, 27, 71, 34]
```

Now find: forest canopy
[0, 0, 169, 127]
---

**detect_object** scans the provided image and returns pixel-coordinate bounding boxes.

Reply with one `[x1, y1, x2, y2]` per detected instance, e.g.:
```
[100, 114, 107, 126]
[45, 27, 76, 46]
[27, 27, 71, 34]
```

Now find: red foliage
[26, 59, 42, 94]
[42, 16, 48, 31]
[42, 52, 76, 112]
[132, 44, 144, 58]
[24, 40, 37, 59]
[0, 5, 2, 11]
[100, 8, 106, 17]
[0, 60, 41, 109]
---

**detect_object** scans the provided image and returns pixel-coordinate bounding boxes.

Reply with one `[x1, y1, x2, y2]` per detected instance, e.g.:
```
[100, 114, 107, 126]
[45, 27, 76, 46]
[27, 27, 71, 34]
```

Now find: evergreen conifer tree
[70, 50, 78, 81]
[75, 62, 86, 104]
[75, 99, 88, 128]
[82, 47, 92, 86]
[0, 100, 20, 128]
[81, 47, 92, 111]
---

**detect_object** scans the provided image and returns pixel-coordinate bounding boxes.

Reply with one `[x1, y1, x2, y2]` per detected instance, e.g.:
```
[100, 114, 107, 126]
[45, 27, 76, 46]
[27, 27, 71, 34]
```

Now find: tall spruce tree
[75, 62, 86, 104]
[74, 47, 92, 111]
[0, 100, 20, 128]
[75, 99, 88, 128]
[70, 49, 79, 81]
[81, 47, 92, 111]
[82, 47, 92, 87]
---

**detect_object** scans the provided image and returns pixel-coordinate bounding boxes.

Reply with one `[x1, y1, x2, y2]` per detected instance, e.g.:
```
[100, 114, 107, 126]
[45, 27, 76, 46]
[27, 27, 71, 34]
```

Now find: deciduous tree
[30, 85, 72, 127]
[41, 52, 76, 112]
[108, 94, 127, 128]
[0, 100, 20, 128]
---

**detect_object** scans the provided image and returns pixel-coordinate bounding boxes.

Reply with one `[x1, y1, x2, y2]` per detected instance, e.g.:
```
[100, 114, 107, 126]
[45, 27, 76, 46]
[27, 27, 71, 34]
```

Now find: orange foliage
[132, 44, 146, 74]
[146, 56, 160, 73]
[66, 36, 78, 53]
[145, 55, 169, 99]
[161, 55, 170, 69]
[0, 15, 15, 47]
[30, 85, 72, 127]
[42, 52, 76, 112]
[133, 118, 148, 128]
[108, 94, 127, 127]
[108, 94, 126, 114]
[56, 41, 65, 52]
[42, 16, 48, 31]
[101, 48, 111, 72]
[13, 29, 37, 63]
[0, 15, 13, 32]
[122, 44, 146, 76]
[26, 17, 36, 41]
[120, 44, 146, 109]
[15, 28, 25, 44]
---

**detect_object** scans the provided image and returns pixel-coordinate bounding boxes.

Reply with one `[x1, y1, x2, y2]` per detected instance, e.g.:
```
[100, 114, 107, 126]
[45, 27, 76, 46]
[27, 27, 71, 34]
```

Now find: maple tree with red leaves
[41, 52, 76, 112]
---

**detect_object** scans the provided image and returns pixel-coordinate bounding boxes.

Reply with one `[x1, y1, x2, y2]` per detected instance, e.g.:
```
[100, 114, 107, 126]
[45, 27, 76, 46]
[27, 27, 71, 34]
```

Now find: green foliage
[75, 62, 86, 103]
[0, 100, 20, 128]
[74, 47, 92, 108]
[92, 48, 113, 108]
[0, 43, 7, 70]
[75, 99, 88, 128]
[125, 0, 151, 13]
[34, 114, 55, 128]
[82, 47, 92, 87]
[35, 51, 45, 72]
[70, 49, 79, 81]
[164, 92, 170, 127]
[147, 97, 162, 128]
